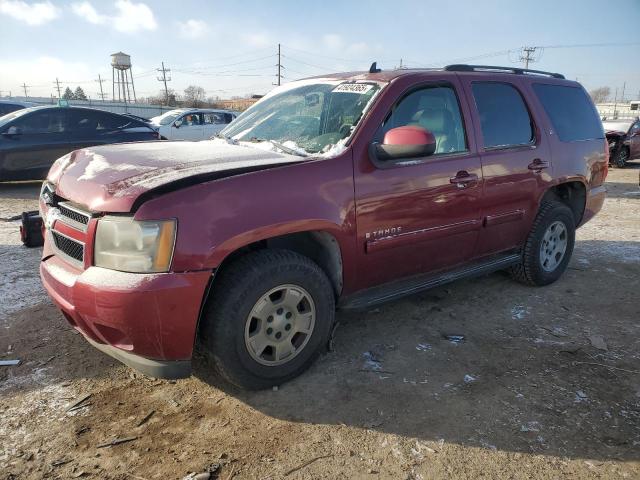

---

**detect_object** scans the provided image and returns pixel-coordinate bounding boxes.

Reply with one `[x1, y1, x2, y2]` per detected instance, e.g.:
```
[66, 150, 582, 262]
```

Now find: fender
[133, 152, 360, 293]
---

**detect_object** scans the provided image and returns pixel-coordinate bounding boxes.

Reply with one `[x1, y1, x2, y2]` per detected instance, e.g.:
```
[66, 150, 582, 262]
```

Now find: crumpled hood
[48, 140, 303, 212]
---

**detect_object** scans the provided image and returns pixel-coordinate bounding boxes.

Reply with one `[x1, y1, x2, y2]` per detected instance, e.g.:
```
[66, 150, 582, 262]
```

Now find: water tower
[111, 51, 137, 103]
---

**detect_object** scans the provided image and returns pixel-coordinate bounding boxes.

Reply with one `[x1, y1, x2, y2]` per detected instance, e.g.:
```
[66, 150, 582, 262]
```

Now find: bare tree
[589, 87, 611, 104]
[183, 85, 206, 107]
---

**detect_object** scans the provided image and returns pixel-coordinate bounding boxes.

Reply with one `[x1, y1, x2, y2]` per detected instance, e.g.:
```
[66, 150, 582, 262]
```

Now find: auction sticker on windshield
[332, 83, 374, 94]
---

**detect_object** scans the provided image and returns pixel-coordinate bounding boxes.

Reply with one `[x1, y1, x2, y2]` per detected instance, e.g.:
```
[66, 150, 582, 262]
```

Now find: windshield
[602, 120, 633, 133]
[0, 107, 38, 128]
[151, 110, 186, 126]
[220, 81, 382, 156]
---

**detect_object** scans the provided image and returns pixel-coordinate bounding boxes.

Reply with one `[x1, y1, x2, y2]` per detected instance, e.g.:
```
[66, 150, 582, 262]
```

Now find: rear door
[67, 109, 155, 149]
[0, 108, 69, 180]
[459, 77, 553, 256]
[203, 112, 231, 138]
[353, 77, 483, 289]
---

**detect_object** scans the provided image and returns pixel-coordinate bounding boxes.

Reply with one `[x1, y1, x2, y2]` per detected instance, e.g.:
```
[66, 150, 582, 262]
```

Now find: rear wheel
[613, 148, 629, 168]
[200, 249, 335, 390]
[510, 201, 575, 286]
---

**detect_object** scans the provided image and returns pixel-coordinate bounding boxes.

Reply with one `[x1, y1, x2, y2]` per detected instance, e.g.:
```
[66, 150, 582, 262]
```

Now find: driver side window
[381, 85, 467, 155]
[180, 113, 201, 127]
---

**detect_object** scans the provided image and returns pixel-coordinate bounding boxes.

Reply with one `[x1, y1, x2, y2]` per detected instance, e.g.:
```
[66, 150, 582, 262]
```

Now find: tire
[509, 201, 575, 286]
[200, 249, 335, 390]
[613, 148, 629, 168]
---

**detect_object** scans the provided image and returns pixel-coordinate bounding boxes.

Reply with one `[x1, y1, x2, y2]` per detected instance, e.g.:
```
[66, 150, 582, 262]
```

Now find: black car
[0, 106, 160, 181]
[0, 100, 35, 116]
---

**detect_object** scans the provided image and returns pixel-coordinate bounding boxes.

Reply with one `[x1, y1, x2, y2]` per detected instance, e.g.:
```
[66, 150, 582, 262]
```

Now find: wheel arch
[539, 180, 587, 225]
[207, 225, 345, 299]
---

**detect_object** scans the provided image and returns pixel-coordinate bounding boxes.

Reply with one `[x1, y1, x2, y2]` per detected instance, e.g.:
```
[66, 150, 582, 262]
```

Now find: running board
[339, 252, 521, 310]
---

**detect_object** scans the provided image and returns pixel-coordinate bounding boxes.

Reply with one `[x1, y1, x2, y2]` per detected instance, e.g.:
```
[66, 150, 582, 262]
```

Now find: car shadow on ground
[195, 239, 640, 462]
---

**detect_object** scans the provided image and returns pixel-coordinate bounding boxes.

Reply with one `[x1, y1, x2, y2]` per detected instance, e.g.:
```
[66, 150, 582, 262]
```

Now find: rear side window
[532, 84, 604, 142]
[472, 82, 534, 148]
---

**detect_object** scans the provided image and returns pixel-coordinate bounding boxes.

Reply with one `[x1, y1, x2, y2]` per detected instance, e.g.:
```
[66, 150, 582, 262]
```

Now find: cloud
[0, 57, 94, 97]
[243, 32, 272, 48]
[177, 19, 208, 39]
[0, 0, 59, 25]
[71, 0, 157, 33]
[322, 34, 344, 50]
[70, 1, 103, 24]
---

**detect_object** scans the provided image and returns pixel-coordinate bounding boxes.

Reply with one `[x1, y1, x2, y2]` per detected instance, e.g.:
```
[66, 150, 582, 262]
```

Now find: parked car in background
[149, 108, 237, 140]
[39, 64, 607, 389]
[0, 105, 159, 181]
[602, 117, 640, 167]
[0, 99, 36, 116]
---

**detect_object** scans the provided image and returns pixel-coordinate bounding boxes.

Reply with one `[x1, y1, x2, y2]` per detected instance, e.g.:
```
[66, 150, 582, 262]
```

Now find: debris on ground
[96, 436, 138, 448]
[588, 335, 608, 351]
[0, 359, 21, 366]
[416, 343, 432, 351]
[362, 351, 383, 371]
[136, 410, 155, 427]
[463, 374, 477, 384]
[443, 334, 465, 345]
[66, 393, 92, 412]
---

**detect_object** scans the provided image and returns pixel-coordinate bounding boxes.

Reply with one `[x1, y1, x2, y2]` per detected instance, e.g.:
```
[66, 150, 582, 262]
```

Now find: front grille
[58, 202, 90, 226]
[52, 232, 84, 262]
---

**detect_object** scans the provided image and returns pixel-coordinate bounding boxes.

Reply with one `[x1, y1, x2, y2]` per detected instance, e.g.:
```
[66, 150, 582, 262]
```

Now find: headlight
[94, 216, 176, 273]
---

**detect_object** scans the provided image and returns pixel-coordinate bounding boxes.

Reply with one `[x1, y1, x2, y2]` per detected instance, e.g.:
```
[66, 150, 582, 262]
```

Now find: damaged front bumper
[40, 255, 211, 379]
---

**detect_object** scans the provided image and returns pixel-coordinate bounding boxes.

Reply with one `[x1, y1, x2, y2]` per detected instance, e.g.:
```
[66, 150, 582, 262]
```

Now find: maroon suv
[39, 64, 608, 389]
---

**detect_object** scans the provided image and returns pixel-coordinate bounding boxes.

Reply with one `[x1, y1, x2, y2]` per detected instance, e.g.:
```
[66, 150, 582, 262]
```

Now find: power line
[157, 61, 171, 104]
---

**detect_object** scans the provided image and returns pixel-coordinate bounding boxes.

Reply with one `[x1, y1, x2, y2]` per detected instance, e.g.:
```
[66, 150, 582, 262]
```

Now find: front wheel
[200, 249, 335, 390]
[613, 148, 629, 168]
[510, 201, 575, 286]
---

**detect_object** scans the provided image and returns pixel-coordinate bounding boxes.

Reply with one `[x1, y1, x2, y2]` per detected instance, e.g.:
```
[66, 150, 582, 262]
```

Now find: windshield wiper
[249, 137, 308, 157]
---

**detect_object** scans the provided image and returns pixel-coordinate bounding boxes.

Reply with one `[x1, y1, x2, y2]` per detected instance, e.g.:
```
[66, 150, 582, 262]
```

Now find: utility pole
[520, 46, 537, 69]
[157, 62, 171, 105]
[22, 83, 29, 98]
[275, 44, 283, 86]
[96, 74, 107, 101]
[54, 78, 62, 98]
[620, 81, 626, 104]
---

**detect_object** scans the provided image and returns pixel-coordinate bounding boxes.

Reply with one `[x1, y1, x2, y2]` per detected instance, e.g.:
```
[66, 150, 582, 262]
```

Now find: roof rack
[444, 64, 565, 79]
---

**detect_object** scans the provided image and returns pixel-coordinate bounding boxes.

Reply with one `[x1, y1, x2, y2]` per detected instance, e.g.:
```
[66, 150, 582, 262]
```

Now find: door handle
[528, 159, 549, 171]
[449, 171, 478, 188]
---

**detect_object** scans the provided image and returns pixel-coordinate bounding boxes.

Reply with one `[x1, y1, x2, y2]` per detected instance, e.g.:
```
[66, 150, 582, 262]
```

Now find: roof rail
[444, 64, 565, 79]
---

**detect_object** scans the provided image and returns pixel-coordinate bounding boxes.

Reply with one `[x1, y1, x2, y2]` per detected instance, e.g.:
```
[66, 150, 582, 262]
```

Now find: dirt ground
[1, 164, 639, 480]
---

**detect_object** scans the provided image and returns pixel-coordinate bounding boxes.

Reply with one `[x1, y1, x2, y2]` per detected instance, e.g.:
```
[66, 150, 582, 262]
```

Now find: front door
[354, 79, 483, 289]
[175, 113, 204, 140]
[0, 109, 69, 180]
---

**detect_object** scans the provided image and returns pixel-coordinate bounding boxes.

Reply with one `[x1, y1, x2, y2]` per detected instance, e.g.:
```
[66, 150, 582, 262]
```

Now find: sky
[0, 0, 639, 102]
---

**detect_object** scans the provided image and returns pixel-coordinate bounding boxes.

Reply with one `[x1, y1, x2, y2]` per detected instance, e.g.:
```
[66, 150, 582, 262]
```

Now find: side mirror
[2, 126, 21, 137]
[371, 126, 436, 162]
[173, 119, 182, 128]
